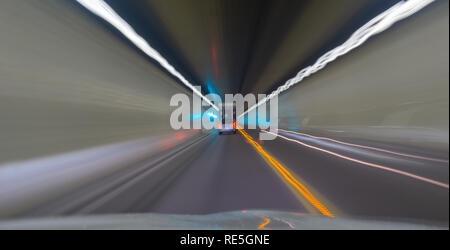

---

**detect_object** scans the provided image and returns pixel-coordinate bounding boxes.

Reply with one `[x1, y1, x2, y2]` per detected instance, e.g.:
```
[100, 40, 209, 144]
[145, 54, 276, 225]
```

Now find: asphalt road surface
[22, 129, 448, 224]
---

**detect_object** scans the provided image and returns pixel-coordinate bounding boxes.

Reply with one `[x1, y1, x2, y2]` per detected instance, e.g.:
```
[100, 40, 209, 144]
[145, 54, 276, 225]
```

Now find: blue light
[206, 79, 220, 96]
[190, 113, 202, 120]
[207, 112, 217, 119]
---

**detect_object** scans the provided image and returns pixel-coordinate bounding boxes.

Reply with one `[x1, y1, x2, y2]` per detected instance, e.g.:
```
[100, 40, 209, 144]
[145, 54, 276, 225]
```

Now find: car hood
[0, 210, 447, 230]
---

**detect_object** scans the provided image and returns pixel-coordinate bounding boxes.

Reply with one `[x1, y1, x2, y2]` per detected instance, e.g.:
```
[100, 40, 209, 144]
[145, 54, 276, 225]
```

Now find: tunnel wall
[278, 1, 449, 151]
[0, 0, 192, 164]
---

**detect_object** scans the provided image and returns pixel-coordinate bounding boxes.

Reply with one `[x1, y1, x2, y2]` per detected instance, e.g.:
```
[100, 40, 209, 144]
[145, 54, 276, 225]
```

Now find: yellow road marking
[238, 128, 334, 217]
[257, 215, 271, 230]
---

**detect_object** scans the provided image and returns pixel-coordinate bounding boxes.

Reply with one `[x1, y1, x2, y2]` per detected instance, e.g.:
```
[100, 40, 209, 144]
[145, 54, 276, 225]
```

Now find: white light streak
[207, 112, 217, 119]
[240, 0, 435, 117]
[75, 0, 219, 110]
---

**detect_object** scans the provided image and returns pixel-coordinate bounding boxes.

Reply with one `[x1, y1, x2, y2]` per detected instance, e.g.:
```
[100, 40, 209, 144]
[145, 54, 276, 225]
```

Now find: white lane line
[264, 131, 449, 189]
[278, 129, 449, 163]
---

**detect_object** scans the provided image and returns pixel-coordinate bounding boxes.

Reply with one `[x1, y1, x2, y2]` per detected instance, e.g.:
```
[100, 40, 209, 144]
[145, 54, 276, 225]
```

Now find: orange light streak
[257, 216, 271, 230]
[239, 128, 335, 217]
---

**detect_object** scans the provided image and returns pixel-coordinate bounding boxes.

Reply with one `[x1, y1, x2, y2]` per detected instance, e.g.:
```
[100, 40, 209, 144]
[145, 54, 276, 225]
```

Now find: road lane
[250, 129, 449, 222]
[18, 128, 448, 225]
[150, 131, 308, 214]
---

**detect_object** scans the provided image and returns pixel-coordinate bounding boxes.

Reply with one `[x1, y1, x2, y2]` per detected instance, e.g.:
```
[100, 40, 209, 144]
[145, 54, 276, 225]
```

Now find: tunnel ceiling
[103, 0, 397, 96]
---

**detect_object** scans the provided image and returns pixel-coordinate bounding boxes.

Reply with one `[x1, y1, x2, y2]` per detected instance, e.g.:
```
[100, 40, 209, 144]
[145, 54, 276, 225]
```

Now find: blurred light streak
[239, 114, 270, 127]
[190, 113, 203, 120]
[0, 130, 203, 217]
[75, 0, 219, 110]
[288, 127, 299, 131]
[160, 130, 196, 151]
[240, 0, 435, 118]
[264, 130, 449, 189]
[278, 129, 449, 163]
[206, 79, 220, 96]
[238, 128, 335, 217]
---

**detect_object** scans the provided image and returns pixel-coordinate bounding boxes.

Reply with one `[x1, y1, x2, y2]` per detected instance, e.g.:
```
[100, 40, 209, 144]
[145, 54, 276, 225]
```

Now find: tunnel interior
[0, 0, 448, 229]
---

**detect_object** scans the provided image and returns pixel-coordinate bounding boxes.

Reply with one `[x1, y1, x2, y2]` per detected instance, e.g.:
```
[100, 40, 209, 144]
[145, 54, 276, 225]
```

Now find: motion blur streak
[0, 0, 447, 229]
[277, 129, 449, 163]
[75, 0, 218, 110]
[241, 0, 435, 117]
[265, 131, 449, 189]
[239, 129, 334, 217]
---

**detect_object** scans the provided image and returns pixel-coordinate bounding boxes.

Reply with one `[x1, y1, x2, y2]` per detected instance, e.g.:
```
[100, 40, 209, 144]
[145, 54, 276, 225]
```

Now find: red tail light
[233, 121, 236, 128]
